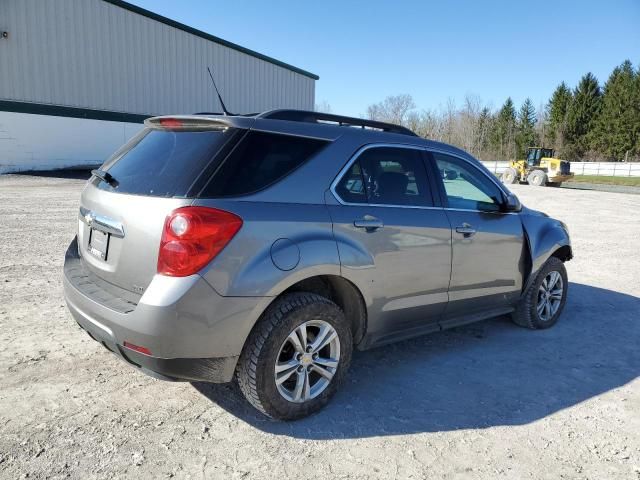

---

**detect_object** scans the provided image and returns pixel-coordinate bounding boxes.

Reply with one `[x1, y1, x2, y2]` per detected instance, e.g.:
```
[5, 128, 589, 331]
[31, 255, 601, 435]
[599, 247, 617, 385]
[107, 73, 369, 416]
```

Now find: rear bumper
[63, 238, 268, 383]
[79, 324, 239, 382]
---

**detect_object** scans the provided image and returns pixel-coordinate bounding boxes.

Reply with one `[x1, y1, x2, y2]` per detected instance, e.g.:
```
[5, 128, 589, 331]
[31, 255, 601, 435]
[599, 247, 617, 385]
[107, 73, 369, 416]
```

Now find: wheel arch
[520, 213, 572, 294]
[250, 274, 368, 347]
[280, 274, 368, 345]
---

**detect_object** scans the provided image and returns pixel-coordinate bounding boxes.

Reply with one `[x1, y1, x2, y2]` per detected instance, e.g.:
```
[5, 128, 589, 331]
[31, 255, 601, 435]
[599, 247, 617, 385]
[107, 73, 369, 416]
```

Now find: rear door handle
[354, 216, 384, 231]
[455, 223, 476, 237]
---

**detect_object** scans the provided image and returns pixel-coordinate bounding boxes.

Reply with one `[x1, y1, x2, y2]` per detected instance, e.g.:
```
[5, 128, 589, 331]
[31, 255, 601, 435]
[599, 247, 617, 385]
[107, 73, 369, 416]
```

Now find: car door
[429, 151, 525, 327]
[327, 144, 452, 346]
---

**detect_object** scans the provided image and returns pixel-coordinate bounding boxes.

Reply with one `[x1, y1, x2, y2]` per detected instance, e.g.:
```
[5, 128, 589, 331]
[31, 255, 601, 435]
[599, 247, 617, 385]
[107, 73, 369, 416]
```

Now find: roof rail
[258, 110, 417, 136]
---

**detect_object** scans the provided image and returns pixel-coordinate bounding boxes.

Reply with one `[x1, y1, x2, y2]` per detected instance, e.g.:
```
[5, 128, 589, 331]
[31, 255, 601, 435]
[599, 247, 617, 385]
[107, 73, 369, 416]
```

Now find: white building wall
[0, 111, 142, 174]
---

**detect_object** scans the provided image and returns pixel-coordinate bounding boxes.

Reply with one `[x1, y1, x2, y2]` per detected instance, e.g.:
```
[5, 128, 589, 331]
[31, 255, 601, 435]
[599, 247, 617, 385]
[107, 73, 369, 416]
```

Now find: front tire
[501, 167, 518, 184]
[512, 257, 568, 329]
[527, 170, 547, 186]
[236, 292, 352, 420]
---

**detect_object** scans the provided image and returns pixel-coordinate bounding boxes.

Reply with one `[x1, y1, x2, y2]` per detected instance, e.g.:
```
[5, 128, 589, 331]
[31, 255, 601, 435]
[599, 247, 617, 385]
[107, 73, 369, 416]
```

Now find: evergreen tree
[490, 97, 517, 160]
[565, 72, 602, 159]
[516, 98, 537, 158]
[590, 60, 639, 160]
[545, 82, 572, 153]
[635, 65, 640, 158]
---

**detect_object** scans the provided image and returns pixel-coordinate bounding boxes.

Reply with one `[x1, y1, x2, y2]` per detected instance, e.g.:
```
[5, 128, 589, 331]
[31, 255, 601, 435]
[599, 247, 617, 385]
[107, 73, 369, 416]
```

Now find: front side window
[335, 146, 433, 206]
[432, 153, 504, 211]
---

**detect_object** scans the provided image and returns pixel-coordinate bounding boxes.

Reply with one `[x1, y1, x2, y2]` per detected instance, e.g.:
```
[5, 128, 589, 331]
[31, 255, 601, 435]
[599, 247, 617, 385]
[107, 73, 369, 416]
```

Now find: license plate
[89, 229, 110, 260]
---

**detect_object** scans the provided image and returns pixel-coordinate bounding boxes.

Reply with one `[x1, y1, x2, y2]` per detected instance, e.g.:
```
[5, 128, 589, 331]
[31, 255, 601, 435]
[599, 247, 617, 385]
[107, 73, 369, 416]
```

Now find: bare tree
[535, 101, 548, 147]
[364, 93, 515, 161]
[314, 100, 332, 114]
[459, 94, 483, 156]
[366, 94, 416, 125]
[442, 98, 457, 145]
[413, 109, 446, 141]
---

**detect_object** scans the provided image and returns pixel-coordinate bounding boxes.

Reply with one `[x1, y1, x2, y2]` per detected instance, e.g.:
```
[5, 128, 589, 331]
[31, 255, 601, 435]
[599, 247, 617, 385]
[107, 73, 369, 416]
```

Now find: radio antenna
[207, 66, 231, 116]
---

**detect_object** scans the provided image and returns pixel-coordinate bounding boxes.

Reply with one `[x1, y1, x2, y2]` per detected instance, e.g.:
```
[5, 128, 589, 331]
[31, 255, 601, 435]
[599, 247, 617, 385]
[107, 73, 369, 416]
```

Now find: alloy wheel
[537, 270, 563, 321]
[274, 320, 340, 403]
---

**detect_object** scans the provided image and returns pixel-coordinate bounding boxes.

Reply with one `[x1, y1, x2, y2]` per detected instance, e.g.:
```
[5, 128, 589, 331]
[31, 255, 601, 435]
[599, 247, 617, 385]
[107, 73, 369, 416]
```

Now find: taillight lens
[157, 207, 242, 277]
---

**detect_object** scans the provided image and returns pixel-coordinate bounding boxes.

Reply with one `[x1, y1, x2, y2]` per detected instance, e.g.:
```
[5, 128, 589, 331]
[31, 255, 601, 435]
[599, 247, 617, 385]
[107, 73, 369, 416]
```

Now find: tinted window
[358, 147, 433, 206]
[433, 153, 504, 211]
[202, 131, 328, 197]
[96, 128, 232, 197]
[335, 161, 367, 203]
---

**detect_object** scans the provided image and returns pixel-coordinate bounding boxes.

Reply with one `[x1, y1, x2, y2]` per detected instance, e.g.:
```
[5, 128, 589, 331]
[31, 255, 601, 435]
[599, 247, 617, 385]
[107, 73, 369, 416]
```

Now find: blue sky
[128, 0, 640, 117]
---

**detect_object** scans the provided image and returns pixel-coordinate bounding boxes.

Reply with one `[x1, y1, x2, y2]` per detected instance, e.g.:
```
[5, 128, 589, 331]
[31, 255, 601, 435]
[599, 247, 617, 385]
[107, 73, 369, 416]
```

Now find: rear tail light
[157, 206, 242, 277]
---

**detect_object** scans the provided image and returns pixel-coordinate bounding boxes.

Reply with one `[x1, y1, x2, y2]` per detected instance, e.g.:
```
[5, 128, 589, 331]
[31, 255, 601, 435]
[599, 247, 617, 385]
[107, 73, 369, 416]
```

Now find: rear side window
[201, 131, 328, 197]
[335, 146, 433, 207]
[97, 128, 233, 197]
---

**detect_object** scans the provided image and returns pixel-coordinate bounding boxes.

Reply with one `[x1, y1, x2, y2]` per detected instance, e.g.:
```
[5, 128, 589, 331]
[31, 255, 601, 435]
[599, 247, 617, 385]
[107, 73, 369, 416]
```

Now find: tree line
[359, 60, 640, 162]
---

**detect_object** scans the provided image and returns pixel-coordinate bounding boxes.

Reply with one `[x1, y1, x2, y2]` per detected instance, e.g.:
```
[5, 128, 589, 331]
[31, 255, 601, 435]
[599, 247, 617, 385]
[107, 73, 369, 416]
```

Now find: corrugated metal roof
[102, 0, 320, 80]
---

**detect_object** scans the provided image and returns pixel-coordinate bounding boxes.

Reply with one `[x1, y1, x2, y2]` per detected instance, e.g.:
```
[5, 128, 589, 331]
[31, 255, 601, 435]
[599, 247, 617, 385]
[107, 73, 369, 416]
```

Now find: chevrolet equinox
[63, 110, 572, 420]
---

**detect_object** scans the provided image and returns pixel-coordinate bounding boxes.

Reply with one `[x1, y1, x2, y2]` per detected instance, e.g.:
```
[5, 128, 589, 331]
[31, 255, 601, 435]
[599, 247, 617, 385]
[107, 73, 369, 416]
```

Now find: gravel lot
[561, 182, 640, 195]
[1, 174, 639, 479]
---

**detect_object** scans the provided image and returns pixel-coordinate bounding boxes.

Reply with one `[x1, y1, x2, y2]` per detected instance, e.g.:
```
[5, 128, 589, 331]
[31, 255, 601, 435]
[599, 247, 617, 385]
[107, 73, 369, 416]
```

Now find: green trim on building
[0, 100, 150, 123]
[102, 0, 320, 81]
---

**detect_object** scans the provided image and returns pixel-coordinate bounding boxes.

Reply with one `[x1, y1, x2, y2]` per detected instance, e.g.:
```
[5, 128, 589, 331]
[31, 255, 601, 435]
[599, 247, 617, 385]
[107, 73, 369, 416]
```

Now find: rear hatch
[77, 117, 244, 295]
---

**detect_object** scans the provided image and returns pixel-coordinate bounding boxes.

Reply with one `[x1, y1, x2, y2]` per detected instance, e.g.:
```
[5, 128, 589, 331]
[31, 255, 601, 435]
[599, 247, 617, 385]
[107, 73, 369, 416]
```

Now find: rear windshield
[96, 128, 234, 197]
[201, 131, 329, 197]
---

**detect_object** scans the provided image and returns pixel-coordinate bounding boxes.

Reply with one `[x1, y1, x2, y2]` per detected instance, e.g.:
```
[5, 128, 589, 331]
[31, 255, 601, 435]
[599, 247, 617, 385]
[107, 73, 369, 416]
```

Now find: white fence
[481, 160, 640, 177]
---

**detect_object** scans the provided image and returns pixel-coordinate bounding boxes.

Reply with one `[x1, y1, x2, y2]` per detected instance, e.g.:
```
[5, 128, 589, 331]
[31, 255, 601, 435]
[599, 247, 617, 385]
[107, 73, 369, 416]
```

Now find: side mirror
[503, 192, 522, 212]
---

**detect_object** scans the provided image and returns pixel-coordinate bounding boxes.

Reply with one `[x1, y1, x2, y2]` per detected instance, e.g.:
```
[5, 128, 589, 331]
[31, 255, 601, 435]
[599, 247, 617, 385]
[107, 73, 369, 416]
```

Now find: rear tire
[501, 167, 518, 184]
[512, 257, 568, 329]
[236, 292, 352, 420]
[527, 170, 547, 186]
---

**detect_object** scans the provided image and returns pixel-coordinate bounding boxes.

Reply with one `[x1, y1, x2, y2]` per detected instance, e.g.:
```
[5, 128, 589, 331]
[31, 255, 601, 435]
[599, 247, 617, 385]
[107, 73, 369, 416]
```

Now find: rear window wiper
[91, 169, 119, 188]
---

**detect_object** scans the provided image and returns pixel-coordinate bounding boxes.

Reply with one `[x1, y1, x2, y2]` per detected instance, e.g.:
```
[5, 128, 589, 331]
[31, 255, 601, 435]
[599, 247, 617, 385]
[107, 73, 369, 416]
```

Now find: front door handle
[354, 216, 384, 231]
[455, 223, 476, 237]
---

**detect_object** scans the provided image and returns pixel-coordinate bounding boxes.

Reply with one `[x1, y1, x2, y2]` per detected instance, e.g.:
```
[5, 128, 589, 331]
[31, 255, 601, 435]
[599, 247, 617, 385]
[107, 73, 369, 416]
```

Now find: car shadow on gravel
[13, 168, 93, 180]
[193, 283, 639, 438]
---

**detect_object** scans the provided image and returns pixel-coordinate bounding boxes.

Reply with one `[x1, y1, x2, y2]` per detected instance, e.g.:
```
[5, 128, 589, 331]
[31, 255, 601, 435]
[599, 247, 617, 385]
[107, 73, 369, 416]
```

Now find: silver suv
[63, 110, 572, 420]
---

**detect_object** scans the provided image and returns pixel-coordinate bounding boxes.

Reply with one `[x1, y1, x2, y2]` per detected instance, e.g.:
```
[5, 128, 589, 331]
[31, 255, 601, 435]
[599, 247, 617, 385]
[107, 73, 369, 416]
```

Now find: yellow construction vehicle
[501, 147, 573, 187]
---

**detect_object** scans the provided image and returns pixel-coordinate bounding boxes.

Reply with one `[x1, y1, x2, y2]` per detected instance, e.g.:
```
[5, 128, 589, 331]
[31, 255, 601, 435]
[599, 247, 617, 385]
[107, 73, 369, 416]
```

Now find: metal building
[0, 0, 318, 173]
